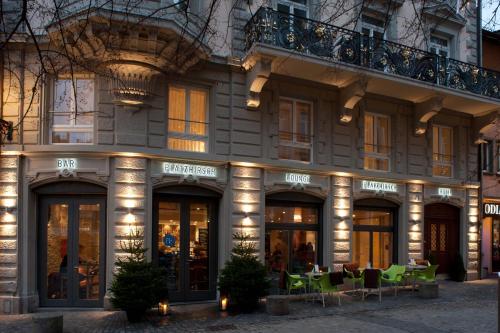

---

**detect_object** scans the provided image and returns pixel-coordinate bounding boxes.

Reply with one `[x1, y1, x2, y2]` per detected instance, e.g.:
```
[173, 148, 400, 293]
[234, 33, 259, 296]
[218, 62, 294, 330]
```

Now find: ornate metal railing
[245, 7, 500, 100]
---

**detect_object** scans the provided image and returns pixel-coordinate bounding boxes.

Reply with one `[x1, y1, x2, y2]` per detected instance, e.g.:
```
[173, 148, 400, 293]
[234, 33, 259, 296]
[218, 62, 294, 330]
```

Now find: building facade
[0, 0, 498, 314]
[480, 29, 500, 277]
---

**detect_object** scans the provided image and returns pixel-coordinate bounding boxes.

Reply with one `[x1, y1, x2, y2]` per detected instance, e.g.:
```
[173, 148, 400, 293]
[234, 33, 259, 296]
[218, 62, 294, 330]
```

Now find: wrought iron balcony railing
[245, 7, 500, 100]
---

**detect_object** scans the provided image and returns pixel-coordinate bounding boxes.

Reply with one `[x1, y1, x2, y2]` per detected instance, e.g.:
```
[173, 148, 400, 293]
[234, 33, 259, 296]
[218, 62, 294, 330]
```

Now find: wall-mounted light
[410, 219, 420, 225]
[1, 206, 14, 214]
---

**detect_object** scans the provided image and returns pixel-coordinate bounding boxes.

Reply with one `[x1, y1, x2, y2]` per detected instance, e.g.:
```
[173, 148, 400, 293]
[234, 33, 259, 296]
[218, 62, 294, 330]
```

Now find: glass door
[155, 196, 217, 302]
[39, 197, 106, 307]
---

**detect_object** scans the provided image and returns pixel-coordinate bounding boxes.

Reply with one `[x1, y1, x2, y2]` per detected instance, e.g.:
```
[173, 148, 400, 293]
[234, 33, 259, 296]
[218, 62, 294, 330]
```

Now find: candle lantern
[158, 299, 169, 316]
[220, 296, 228, 311]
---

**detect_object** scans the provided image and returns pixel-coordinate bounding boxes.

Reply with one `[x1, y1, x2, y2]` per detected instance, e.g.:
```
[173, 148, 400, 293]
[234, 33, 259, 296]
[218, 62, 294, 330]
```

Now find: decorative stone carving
[414, 96, 443, 135]
[245, 57, 273, 108]
[472, 110, 499, 144]
[339, 80, 367, 124]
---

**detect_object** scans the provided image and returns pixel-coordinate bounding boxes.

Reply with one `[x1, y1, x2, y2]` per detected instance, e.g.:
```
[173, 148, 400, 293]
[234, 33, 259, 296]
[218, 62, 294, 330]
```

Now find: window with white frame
[364, 113, 390, 171]
[432, 125, 453, 177]
[278, 98, 313, 163]
[429, 34, 450, 58]
[167, 85, 208, 153]
[50, 78, 94, 144]
[277, 0, 308, 18]
[361, 14, 385, 39]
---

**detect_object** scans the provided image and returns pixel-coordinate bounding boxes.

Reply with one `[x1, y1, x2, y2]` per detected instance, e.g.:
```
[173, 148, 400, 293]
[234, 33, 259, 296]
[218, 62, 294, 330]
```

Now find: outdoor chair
[343, 263, 363, 290]
[286, 271, 307, 295]
[310, 273, 342, 307]
[381, 264, 406, 296]
[361, 269, 382, 302]
[416, 259, 430, 266]
[414, 265, 439, 283]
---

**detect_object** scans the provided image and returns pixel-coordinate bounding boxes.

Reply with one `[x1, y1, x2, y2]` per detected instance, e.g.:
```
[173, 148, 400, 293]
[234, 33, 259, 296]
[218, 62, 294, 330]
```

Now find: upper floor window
[279, 98, 312, 163]
[432, 125, 453, 177]
[482, 140, 494, 173]
[277, 0, 308, 18]
[364, 113, 390, 171]
[167, 86, 208, 153]
[50, 78, 94, 144]
[361, 15, 385, 39]
[430, 35, 450, 57]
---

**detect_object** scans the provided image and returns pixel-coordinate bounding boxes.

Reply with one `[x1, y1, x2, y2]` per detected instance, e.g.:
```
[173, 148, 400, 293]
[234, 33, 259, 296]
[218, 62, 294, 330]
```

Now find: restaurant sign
[484, 203, 500, 216]
[285, 173, 311, 185]
[163, 162, 217, 178]
[361, 180, 398, 193]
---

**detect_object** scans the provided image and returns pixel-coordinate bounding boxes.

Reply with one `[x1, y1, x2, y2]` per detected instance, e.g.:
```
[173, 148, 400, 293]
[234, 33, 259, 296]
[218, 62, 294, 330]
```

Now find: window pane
[295, 102, 311, 143]
[168, 138, 206, 152]
[158, 201, 181, 292]
[75, 113, 93, 126]
[353, 231, 370, 268]
[353, 210, 392, 226]
[53, 114, 71, 125]
[266, 230, 289, 272]
[433, 126, 439, 159]
[377, 116, 389, 154]
[278, 146, 311, 162]
[189, 90, 207, 136]
[189, 203, 209, 291]
[277, 4, 290, 14]
[290, 230, 316, 273]
[54, 80, 74, 113]
[441, 127, 452, 157]
[47, 204, 68, 300]
[265, 206, 318, 224]
[78, 204, 100, 300]
[168, 87, 186, 133]
[279, 99, 293, 141]
[364, 115, 374, 152]
[75, 80, 94, 113]
[373, 232, 392, 269]
[52, 131, 92, 144]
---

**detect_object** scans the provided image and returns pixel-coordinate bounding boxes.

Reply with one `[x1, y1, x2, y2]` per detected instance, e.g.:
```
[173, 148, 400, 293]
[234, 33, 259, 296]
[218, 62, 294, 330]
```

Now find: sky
[482, 2, 500, 31]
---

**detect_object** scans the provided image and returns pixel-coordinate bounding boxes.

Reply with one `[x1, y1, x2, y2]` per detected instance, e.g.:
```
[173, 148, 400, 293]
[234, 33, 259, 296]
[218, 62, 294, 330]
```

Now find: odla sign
[484, 203, 500, 216]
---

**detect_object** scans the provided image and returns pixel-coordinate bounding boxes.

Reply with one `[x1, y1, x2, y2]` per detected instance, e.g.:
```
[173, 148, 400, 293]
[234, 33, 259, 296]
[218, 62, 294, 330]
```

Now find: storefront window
[493, 218, 500, 272]
[278, 98, 313, 163]
[265, 203, 319, 274]
[353, 209, 394, 269]
[432, 125, 453, 177]
[364, 113, 390, 171]
[167, 86, 208, 152]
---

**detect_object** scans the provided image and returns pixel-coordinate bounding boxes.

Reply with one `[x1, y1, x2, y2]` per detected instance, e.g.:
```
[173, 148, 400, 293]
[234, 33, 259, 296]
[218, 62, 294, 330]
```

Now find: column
[332, 176, 352, 270]
[407, 183, 424, 260]
[467, 188, 480, 280]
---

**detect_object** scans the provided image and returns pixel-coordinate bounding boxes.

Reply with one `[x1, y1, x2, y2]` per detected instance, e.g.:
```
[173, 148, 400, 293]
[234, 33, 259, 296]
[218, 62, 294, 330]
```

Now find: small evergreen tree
[449, 252, 467, 282]
[218, 232, 270, 312]
[109, 226, 169, 322]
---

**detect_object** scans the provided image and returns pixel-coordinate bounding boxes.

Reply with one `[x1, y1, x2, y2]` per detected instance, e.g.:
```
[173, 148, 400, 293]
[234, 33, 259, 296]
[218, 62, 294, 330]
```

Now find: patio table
[405, 264, 428, 291]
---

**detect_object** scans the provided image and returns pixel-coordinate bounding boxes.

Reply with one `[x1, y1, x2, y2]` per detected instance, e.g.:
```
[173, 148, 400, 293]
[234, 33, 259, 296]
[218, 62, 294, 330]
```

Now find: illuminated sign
[56, 158, 77, 170]
[484, 203, 500, 216]
[285, 173, 311, 185]
[361, 180, 397, 193]
[163, 162, 217, 178]
[438, 188, 452, 197]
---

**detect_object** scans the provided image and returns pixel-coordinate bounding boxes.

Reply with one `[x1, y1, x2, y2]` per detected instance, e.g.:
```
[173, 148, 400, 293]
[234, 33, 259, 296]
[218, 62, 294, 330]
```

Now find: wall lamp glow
[1, 206, 14, 214]
[410, 219, 420, 225]
[243, 212, 249, 218]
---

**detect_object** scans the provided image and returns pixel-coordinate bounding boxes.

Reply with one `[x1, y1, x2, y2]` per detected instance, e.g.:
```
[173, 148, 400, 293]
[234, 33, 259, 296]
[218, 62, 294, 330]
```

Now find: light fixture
[220, 296, 228, 311]
[158, 299, 169, 316]
[410, 219, 420, 225]
[1, 206, 14, 214]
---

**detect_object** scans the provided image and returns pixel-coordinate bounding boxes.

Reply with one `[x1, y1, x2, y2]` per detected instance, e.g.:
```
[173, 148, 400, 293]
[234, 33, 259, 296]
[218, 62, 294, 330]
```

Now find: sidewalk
[0, 279, 497, 333]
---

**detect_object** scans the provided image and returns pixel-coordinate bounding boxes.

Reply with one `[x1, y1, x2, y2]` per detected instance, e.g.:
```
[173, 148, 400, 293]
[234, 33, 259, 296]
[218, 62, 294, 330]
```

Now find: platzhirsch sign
[361, 180, 398, 193]
[484, 203, 500, 216]
[163, 162, 217, 178]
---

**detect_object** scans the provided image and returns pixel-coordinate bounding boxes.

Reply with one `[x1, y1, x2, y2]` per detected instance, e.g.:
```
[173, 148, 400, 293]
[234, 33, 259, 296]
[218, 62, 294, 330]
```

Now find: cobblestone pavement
[0, 279, 497, 333]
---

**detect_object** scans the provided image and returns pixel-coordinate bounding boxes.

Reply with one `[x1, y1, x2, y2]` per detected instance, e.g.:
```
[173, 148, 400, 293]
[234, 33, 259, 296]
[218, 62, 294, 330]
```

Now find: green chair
[286, 271, 307, 295]
[414, 265, 439, 283]
[381, 264, 406, 296]
[343, 264, 363, 291]
[361, 269, 382, 302]
[310, 274, 341, 307]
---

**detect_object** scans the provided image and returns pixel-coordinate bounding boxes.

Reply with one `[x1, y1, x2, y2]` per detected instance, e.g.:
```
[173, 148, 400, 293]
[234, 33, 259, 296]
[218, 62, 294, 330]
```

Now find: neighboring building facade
[0, 0, 498, 314]
[480, 29, 500, 277]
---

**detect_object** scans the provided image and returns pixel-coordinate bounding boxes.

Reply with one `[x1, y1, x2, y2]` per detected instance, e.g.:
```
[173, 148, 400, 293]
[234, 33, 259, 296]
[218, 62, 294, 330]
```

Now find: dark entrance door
[424, 203, 460, 274]
[39, 196, 106, 307]
[154, 194, 218, 302]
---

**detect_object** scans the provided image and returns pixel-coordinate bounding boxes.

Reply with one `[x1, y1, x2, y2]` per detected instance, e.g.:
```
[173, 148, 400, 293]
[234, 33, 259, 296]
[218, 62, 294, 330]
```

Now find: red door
[424, 204, 459, 274]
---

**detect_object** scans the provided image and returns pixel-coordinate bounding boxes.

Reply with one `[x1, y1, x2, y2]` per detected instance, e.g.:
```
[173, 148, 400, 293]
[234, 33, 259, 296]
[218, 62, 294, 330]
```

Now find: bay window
[432, 125, 453, 177]
[167, 86, 208, 153]
[50, 78, 94, 144]
[364, 113, 390, 171]
[278, 98, 313, 163]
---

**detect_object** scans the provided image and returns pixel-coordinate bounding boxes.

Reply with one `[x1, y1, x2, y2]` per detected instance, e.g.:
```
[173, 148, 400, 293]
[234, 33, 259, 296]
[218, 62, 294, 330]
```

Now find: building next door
[153, 187, 218, 302]
[38, 194, 106, 307]
[424, 203, 460, 275]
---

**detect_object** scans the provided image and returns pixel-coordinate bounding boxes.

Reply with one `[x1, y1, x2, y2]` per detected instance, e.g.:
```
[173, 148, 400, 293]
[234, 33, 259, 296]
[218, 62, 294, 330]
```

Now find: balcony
[243, 7, 500, 116]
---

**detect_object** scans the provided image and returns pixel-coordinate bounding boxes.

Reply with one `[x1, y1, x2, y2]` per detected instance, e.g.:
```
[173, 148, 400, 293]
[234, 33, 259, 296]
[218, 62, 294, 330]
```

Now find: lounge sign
[163, 162, 217, 178]
[484, 203, 500, 216]
[361, 180, 397, 193]
[285, 173, 311, 185]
